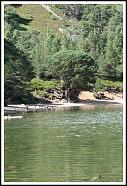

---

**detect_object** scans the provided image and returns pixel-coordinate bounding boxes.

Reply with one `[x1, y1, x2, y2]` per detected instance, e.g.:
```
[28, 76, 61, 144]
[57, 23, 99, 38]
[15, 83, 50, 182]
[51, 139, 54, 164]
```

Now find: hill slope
[15, 4, 77, 34]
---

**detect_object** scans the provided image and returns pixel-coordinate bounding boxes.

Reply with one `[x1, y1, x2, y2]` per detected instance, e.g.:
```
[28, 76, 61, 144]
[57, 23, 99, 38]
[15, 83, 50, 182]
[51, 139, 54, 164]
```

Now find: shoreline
[4, 99, 123, 119]
[56, 99, 123, 106]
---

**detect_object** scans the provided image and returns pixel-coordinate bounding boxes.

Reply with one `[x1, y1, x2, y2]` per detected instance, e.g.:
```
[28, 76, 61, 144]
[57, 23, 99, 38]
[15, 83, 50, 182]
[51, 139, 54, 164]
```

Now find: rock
[8, 165, 16, 171]
[90, 175, 101, 181]
[61, 99, 67, 103]
[94, 92, 105, 99]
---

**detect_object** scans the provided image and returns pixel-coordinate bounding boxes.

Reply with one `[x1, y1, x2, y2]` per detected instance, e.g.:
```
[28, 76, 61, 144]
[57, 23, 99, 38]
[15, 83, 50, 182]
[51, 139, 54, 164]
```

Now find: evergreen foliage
[48, 50, 98, 90]
[4, 4, 123, 104]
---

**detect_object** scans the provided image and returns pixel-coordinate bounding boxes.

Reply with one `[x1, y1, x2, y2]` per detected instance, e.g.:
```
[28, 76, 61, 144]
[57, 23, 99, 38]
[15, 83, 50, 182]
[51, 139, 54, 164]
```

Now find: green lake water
[4, 104, 123, 182]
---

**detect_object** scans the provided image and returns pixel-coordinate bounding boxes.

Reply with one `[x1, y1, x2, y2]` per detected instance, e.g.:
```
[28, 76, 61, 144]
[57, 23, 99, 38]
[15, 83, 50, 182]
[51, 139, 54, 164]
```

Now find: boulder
[94, 92, 105, 99]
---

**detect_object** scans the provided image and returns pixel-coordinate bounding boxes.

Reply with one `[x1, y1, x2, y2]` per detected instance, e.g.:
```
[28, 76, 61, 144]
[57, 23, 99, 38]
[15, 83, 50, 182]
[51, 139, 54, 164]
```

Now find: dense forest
[4, 4, 123, 105]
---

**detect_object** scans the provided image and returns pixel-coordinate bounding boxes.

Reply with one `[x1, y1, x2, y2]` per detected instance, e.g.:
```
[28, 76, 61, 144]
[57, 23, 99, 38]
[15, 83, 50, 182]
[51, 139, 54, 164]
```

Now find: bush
[94, 79, 123, 92]
[27, 78, 62, 92]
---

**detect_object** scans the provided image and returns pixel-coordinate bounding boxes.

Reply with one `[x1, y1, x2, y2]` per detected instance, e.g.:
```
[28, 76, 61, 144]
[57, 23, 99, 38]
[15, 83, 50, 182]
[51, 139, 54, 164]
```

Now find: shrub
[27, 78, 62, 92]
[94, 79, 123, 92]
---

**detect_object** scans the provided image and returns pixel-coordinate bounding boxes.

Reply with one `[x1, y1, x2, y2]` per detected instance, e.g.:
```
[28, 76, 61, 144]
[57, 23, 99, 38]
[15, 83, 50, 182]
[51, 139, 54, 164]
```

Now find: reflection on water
[4, 104, 123, 182]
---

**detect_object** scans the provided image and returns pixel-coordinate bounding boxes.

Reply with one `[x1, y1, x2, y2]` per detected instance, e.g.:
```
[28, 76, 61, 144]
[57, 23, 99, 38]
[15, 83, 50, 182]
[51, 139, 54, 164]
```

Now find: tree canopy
[49, 50, 97, 89]
[47, 50, 98, 101]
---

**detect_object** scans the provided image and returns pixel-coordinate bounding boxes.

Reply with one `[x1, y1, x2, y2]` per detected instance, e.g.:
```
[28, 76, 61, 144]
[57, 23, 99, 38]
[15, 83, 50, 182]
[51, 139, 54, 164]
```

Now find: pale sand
[55, 100, 123, 108]
[55, 91, 123, 107]
[79, 91, 123, 101]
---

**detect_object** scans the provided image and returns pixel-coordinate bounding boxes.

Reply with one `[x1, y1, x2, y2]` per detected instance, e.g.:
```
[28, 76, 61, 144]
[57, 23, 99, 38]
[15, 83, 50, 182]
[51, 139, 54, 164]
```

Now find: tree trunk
[65, 88, 80, 102]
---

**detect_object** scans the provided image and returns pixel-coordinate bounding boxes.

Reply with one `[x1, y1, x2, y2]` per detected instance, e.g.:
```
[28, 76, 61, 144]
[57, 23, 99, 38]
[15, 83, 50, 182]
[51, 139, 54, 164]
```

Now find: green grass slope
[16, 4, 75, 34]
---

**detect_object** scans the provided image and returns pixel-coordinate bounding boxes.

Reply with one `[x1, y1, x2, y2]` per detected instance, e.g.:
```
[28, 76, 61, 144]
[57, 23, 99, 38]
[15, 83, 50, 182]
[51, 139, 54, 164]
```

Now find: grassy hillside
[15, 4, 76, 34]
